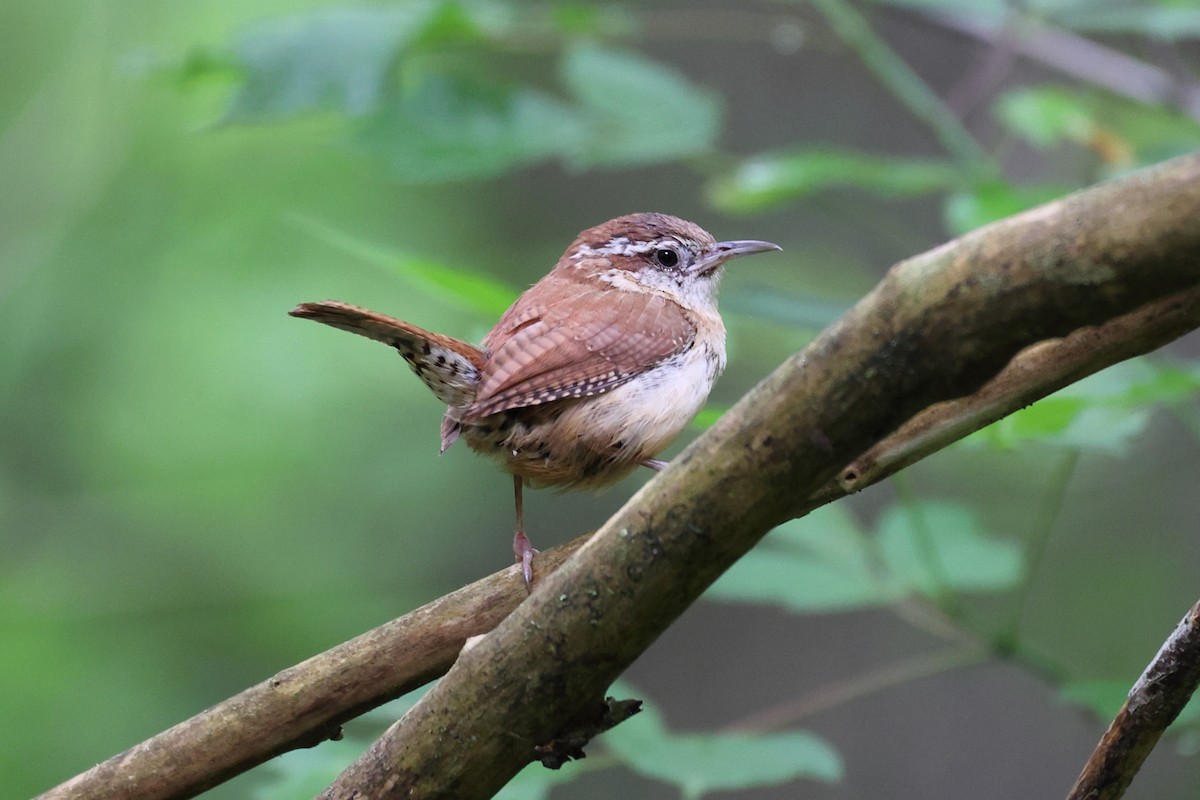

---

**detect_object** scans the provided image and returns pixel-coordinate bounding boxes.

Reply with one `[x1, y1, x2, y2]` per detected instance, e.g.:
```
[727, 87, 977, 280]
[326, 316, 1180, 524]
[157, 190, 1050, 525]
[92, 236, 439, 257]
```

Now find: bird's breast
[572, 338, 725, 457]
[461, 336, 726, 489]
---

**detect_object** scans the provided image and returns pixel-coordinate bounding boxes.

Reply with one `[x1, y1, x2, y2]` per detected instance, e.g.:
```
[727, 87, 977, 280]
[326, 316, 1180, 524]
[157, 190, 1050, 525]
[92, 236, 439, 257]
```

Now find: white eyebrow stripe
[571, 237, 679, 259]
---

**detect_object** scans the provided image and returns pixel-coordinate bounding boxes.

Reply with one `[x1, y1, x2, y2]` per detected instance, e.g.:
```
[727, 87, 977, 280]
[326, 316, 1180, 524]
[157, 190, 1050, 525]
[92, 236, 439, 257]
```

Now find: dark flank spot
[612, 440, 624, 450]
[581, 460, 601, 479]
[422, 342, 432, 355]
[436, 355, 446, 366]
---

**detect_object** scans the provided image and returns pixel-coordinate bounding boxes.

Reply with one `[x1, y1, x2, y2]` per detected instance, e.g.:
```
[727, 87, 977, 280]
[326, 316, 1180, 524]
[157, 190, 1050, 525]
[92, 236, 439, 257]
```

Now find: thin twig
[809, 0, 992, 168]
[893, 473, 966, 619]
[1066, 599, 1200, 800]
[1001, 448, 1080, 648]
[932, 12, 1200, 122]
[944, 10, 1021, 119]
[721, 645, 988, 734]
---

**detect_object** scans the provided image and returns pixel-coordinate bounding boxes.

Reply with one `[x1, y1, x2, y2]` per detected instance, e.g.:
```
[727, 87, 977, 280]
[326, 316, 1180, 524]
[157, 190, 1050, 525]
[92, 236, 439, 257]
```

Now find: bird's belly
[463, 343, 724, 489]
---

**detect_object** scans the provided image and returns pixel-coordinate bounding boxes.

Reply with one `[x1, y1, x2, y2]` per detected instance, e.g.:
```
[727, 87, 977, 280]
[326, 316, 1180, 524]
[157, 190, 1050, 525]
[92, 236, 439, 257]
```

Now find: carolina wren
[290, 212, 780, 587]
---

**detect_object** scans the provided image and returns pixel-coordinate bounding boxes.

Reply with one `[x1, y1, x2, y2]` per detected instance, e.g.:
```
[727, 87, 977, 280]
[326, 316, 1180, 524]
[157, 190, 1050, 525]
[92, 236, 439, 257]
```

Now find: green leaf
[550, 2, 635, 35]
[994, 86, 1200, 168]
[407, 0, 489, 49]
[943, 180, 1070, 234]
[968, 398, 1151, 454]
[211, 10, 723, 178]
[963, 360, 1200, 455]
[562, 43, 721, 167]
[878, 502, 1022, 596]
[223, 5, 436, 121]
[605, 694, 842, 798]
[710, 149, 962, 212]
[289, 214, 516, 317]
[1115, 361, 1200, 406]
[1096, 97, 1200, 166]
[217, 2, 519, 123]
[711, 502, 1021, 612]
[690, 405, 726, 430]
[708, 506, 905, 612]
[361, 75, 585, 182]
[1059, 679, 1127, 719]
[996, 87, 1096, 148]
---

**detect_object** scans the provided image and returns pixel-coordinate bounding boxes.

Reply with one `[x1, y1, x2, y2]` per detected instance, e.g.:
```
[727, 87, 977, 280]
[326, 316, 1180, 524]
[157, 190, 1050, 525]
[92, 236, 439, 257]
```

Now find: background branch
[38, 154, 1200, 800]
[319, 154, 1200, 799]
[933, 12, 1200, 121]
[1067, 599, 1200, 800]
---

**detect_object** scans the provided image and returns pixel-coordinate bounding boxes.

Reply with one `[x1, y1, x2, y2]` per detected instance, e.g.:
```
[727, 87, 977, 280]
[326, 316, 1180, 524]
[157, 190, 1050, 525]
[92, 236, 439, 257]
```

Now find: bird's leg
[512, 474, 538, 591]
[641, 458, 668, 472]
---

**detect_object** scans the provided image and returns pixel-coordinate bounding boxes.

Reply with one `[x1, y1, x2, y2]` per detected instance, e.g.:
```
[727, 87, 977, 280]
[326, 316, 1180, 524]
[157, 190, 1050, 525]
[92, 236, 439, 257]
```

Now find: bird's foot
[513, 529, 540, 592]
[641, 458, 668, 472]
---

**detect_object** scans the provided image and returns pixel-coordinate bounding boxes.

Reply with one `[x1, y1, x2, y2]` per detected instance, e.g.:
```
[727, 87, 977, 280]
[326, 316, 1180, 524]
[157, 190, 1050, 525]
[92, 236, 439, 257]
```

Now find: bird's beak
[694, 239, 782, 276]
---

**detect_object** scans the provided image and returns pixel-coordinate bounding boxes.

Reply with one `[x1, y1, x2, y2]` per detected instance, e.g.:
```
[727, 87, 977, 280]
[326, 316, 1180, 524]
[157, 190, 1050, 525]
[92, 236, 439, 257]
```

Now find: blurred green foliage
[601, 689, 843, 798]
[252, 685, 841, 800]
[196, 3, 720, 177]
[4, 0, 1200, 798]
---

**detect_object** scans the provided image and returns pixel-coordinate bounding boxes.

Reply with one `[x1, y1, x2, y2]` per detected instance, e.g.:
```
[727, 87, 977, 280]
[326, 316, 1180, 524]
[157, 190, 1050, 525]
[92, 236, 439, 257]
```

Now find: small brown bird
[290, 213, 780, 587]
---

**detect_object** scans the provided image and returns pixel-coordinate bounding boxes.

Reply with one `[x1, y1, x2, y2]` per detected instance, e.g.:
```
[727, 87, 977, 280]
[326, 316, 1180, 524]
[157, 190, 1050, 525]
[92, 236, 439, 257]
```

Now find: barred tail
[289, 300, 484, 409]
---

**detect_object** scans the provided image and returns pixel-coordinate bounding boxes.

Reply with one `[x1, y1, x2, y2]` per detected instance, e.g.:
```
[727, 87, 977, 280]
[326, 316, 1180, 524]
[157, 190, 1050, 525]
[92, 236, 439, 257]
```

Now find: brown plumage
[290, 212, 781, 586]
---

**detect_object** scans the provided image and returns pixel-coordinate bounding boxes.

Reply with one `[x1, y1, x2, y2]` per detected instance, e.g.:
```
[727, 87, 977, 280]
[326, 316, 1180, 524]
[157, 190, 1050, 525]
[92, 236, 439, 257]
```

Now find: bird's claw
[514, 529, 540, 592]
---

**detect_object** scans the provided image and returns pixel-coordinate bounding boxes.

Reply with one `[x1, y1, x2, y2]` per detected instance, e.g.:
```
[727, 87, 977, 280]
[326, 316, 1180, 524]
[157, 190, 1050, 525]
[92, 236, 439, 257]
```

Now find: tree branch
[1067, 599, 1200, 800]
[318, 154, 1200, 798]
[820, 286, 1200, 507]
[35, 542, 587, 800]
[37, 153, 1200, 800]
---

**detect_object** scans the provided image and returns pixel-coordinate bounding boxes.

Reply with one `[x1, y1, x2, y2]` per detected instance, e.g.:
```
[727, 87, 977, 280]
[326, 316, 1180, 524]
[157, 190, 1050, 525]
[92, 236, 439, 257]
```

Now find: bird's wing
[467, 281, 694, 419]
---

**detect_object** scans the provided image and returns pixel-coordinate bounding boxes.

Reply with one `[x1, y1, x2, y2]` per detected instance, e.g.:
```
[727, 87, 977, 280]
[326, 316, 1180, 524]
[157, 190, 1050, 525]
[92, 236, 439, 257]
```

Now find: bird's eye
[654, 248, 680, 269]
